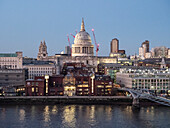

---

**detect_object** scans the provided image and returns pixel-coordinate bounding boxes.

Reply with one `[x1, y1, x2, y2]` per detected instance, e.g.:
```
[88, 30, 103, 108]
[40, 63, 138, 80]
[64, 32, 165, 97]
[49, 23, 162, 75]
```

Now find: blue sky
[0, 0, 170, 57]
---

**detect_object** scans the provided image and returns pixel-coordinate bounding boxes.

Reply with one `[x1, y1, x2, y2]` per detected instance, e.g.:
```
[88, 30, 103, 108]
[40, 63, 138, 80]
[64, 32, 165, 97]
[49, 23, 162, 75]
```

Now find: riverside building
[25, 62, 114, 96]
[0, 68, 28, 87]
[116, 68, 170, 94]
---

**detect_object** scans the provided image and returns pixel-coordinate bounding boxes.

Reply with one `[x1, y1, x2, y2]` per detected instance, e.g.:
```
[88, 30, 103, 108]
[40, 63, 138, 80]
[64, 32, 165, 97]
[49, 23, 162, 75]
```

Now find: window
[32, 82, 34, 86]
[36, 88, 38, 92]
[75, 47, 80, 53]
[36, 82, 38, 86]
[32, 87, 34, 92]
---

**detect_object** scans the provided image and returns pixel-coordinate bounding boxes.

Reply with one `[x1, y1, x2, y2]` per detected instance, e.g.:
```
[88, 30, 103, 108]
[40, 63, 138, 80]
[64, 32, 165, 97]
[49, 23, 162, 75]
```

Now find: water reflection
[44, 106, 50, 122]
[105, 106, 112, 120]
[62, 105, 76, 128]
[0, 105, 169, 128]
[89, 105, 95, 120]
[52, 105, 58, 115]
[31, 106, 35, 119]
[19, 109, 25, 121]
[0, 108, 6, 120]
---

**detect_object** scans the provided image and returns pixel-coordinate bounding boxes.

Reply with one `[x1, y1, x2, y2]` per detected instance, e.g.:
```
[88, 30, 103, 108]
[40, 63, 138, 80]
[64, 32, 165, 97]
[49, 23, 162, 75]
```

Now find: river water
[0, 105, 169, 128]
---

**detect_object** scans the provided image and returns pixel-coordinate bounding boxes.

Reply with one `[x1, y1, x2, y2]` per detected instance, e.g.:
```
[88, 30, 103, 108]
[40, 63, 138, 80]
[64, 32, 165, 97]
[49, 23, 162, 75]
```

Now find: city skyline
[0, 0, 170, 57]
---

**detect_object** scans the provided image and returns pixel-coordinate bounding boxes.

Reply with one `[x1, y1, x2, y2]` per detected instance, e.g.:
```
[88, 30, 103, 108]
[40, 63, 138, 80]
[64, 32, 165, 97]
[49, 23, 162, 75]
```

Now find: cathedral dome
[72, 18, 94, 57]
[74, 31, 92, 44]
[74, 18, 92, 45]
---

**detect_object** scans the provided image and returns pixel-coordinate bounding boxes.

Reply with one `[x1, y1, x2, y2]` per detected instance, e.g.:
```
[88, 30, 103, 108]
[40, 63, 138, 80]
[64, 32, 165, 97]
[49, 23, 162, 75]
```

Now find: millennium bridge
[120, 88, 170, 107]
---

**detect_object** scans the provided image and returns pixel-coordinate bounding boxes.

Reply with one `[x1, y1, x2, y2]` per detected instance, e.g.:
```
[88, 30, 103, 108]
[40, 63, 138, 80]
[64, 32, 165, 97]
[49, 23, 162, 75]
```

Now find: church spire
[80, 18, 85, 31]
[43, 39, 46, 45]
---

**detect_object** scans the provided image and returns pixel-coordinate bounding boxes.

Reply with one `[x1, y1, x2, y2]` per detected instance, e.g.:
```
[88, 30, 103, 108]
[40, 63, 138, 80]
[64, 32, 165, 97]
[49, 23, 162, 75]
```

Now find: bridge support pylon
[132, 97, 140, 108]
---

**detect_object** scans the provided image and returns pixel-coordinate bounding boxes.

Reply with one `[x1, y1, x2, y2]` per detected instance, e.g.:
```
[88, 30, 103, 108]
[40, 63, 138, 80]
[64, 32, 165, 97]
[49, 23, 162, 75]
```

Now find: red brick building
[75, 76, 91, 96]
[25, 62, 115, 96]
[48, 75, 64, 96]
[25, 76, 45, 96]
[94, 75, 114, 96]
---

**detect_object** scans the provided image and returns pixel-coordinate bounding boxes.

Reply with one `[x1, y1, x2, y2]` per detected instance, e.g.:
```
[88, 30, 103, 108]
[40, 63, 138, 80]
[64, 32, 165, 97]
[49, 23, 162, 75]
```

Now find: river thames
[0, 105, 169, 128]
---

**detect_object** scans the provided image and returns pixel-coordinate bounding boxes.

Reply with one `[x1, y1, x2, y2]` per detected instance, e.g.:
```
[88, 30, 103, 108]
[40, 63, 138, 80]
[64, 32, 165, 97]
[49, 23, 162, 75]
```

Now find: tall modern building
[109, 38, 126, 57]
[37, 40, 48, 60]
[72, 18, 94, 57]
[110, 38, 119, 53]
[142, 40, 149, 52]
[139, 40, 150, 59]
[65, 46, 71, 55]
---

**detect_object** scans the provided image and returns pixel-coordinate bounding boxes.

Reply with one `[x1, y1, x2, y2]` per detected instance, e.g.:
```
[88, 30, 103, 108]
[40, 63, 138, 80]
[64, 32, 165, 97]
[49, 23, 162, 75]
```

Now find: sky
[0, 0, 170, 57]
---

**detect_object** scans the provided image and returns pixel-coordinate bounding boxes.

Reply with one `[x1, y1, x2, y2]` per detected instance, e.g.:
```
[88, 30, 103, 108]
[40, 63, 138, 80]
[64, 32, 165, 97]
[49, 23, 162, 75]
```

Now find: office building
[0, 52, 23, 69]
[23, 60, 56, 79]
[0, 68, 27, 87]
[116, 68, 170, 94]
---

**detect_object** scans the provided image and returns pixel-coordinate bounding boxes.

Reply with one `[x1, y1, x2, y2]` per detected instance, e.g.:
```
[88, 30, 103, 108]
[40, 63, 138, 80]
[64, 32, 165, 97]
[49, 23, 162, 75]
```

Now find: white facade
[0, 52, 23, 69]
[168, 49, 170, 58]
[139, 47, 144, 59]
[116, 68, 170, 92]
[23, 64, 56, 79]
[145, 52, 152, 58]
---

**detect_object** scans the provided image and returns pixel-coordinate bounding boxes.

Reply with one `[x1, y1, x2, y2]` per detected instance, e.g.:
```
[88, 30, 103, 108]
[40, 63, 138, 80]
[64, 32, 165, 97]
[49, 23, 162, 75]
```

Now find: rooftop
[23, 60, 55, 65]
[0, 53, 17, 57]
[118, 68, 170, 78]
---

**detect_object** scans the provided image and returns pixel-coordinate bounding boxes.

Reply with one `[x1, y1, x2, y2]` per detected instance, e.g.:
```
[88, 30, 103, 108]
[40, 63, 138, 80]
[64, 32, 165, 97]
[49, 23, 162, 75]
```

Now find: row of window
[0, 64, 17, 68]
[0, 59, 17, 62]
[32, 87, 38, 93]
[29, 71, 52, 73]
[77, 88, 89, 91]
[28, 67, 53, 70]
[132, 86, 169, 90]
[29, 74, 51, 79]
[132, 79, 169, 82]
[74, 47, 93, 54]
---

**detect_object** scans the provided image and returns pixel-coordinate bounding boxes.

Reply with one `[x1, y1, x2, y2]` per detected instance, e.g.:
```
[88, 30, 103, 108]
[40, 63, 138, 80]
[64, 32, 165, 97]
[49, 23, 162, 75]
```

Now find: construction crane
[70, 30, 78, 38]
[67, 34, 72, 56]
[92, 28, 99, 56]
[70, 33, 75, 38]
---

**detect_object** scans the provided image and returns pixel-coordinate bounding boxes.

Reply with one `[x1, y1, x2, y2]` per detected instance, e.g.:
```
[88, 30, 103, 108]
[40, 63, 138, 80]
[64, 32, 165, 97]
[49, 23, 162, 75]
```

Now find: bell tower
[37, 40, 48, 60]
